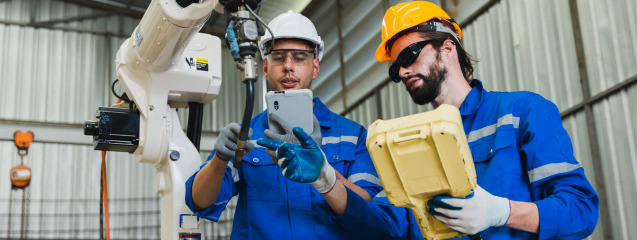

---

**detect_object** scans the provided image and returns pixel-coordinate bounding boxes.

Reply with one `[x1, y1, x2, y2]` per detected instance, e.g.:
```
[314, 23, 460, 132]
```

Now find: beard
[403, 61, 447, 105]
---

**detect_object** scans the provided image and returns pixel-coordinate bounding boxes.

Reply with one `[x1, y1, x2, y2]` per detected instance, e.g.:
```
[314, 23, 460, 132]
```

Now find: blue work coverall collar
[459, 79, 485, 116]
[313, 97, 332, 128]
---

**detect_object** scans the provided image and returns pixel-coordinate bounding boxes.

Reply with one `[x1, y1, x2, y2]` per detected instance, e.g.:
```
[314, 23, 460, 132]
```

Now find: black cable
[111, 79, 123, 100]
[187, 102, 204, 151]
[233, 80, 255, 168]
[111, 79, 131, 103]
[468, 233, 483, 240]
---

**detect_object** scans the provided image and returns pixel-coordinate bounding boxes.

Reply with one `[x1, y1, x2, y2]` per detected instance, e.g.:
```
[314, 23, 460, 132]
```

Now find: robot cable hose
[228, 3, 271, 168]
[234, 80, 254, 168]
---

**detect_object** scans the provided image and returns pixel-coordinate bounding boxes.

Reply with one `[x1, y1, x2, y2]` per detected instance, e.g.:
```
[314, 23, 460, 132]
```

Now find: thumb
[269, 112, 292, 132]
[264, 129, 277, 139]
[292, 127, 317, 148]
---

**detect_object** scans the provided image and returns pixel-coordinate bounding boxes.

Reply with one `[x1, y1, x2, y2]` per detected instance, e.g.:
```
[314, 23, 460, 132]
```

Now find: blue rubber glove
[257, 127, 336, 193]
[427, 185, 510, 235]
[264, 112, 322, 162]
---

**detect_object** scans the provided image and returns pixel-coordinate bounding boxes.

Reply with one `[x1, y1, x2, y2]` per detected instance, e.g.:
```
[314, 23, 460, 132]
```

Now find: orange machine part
[10, 164, 32, 189]
[14, 131, 34, 150]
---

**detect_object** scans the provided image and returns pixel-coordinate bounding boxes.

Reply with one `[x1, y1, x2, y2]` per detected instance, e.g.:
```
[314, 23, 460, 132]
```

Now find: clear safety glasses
[267, 49, 315, 66]
[388, 40, 435, 83]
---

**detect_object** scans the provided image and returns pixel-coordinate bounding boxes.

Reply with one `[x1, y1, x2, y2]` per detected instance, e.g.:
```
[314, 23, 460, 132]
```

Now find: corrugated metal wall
[464, 0, 583, 109]
[325, 0, 637, 239]
[578, 0, 637, 95]
[0, 0, 256, 238]
[308, 0, 395, 113]
[578, 0, 637, 238]
[307, 0, 433, 120]
[2, 0, 636, 238]
[592, 90, 637, 239]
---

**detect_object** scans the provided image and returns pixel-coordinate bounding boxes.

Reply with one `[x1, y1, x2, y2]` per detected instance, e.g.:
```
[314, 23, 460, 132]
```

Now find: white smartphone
[266, 89, 314, 134]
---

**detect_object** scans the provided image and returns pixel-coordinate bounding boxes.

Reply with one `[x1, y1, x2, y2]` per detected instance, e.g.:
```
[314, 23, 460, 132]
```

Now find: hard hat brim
[375, 41, 391, 62]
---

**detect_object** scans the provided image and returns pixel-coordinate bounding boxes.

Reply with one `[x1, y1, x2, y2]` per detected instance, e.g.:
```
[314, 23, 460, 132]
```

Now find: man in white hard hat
[185, 10, 382, 239]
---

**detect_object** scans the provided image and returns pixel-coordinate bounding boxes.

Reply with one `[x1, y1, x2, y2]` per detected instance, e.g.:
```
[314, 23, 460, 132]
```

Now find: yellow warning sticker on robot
[184, 56, 209, 71]
[196, 58, 208, 71]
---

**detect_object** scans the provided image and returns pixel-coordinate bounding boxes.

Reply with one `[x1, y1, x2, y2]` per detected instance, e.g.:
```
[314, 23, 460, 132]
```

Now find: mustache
[401, 74, 427, 84]
[277, 74, 301, 82]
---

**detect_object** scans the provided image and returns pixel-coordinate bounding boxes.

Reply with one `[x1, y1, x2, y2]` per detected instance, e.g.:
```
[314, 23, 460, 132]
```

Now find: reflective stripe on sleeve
[228, 164, 240, 183]
[528, 162, 582, 183]
[347, 173, 381, 186]
[467, 114, 520, 143]
[322, 136, 358, 145]
[253, 136, 359, 148]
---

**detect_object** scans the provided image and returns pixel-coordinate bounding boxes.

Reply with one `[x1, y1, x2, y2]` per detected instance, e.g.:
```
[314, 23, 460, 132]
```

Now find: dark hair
[385, 24, 477, 82]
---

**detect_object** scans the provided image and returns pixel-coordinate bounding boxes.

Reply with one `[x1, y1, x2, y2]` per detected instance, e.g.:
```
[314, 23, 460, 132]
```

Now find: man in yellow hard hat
[327, 1, 599, 239]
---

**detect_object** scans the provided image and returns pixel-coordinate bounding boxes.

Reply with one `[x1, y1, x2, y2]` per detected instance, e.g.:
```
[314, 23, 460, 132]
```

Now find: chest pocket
[322, 144, 355, 175]
[241, 148, 280, 202]
[469, 128, 525, 198]
[469, 128, 517, 163]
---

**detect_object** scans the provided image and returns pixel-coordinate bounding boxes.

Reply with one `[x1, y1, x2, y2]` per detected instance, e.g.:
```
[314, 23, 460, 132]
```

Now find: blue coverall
[332, 80, 599, 240]
[185, 98, 383, 239]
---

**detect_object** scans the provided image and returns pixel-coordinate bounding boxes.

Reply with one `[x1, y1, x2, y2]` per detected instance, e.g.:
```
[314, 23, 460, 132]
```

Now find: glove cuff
[311, 153, 337, 194]
[216, 152, 231, 161]
[493, 196, 511, 227]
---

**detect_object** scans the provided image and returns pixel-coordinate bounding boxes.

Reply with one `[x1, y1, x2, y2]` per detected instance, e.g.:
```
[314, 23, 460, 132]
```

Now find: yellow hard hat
[375, 1, 462, 62]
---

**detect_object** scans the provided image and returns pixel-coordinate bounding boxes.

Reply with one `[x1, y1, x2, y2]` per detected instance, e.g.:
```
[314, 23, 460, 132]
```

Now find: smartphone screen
[266, 89, 314, 134]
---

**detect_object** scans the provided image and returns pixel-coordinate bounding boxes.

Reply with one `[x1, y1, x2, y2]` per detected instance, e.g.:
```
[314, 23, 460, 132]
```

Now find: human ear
[312, 57, 319, 79]
[441, 39, 457, 64]
[263, 58, 269, 78]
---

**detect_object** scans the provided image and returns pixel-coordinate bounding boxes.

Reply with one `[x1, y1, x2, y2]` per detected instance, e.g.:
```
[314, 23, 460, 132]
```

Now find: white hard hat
[259, 10, 324, 61]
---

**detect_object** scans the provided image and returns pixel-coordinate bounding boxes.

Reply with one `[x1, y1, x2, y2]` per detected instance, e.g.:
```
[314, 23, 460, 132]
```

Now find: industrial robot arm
[83, 0, 267, 239]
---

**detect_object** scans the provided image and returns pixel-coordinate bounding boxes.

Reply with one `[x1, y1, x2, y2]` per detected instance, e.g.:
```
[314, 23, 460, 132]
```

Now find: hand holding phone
[266, 89, 314, 134]
[265, 90, 321, 162]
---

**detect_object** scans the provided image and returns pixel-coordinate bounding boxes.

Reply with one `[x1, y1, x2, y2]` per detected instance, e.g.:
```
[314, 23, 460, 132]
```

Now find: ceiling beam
[34, 12, 112, 25]
[0, 19, 130, 37]
[56, 0, 145, 19]
[54, 0, 227, 38]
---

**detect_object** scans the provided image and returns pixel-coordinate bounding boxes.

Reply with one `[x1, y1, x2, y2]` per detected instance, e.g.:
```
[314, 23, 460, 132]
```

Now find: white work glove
[427, 185, 510, 235]
[264, 112, 322, 162]
[257, 127, 337, 193]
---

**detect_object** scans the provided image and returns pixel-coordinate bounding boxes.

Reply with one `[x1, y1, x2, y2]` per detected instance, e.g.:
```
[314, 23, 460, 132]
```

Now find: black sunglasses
[388, 40, 435, 83]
